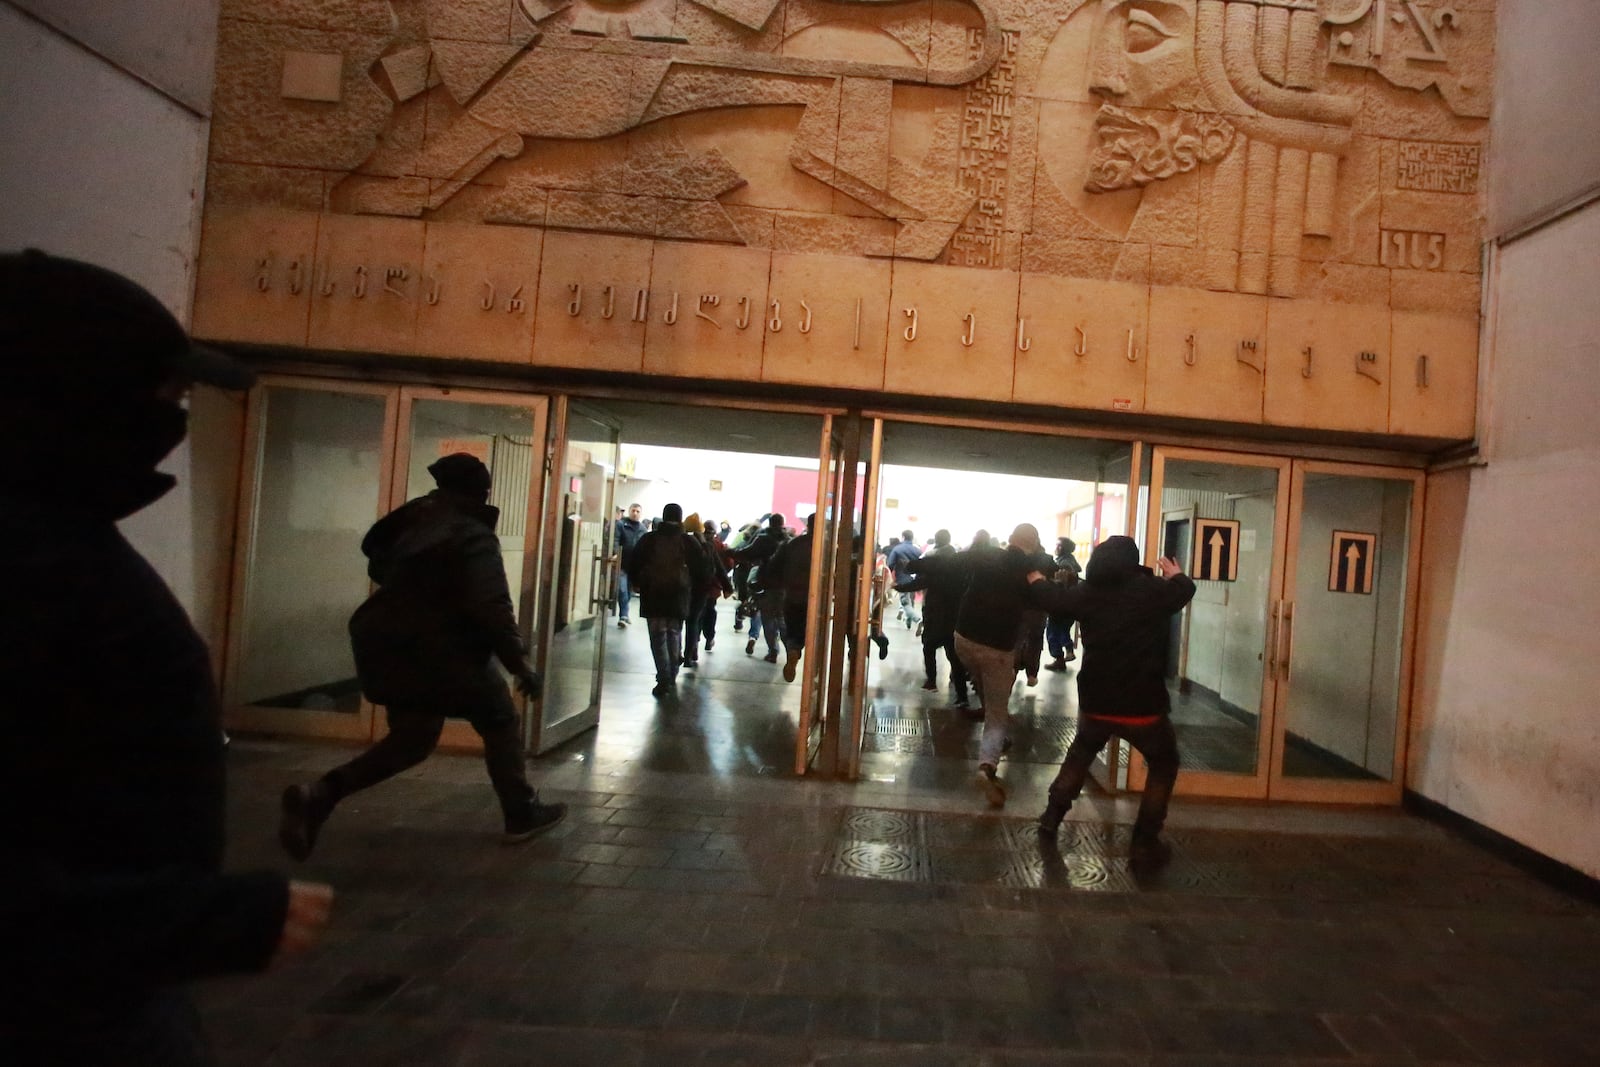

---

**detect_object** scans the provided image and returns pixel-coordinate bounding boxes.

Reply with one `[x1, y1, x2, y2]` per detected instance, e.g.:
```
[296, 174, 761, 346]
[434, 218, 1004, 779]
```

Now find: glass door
[224, 379, 397, 740]
[1269, 462, 1422, 803]
[532, 400, 620, 754]
[1138, 447, 1293, 799]
[226, 377, 553, 749]
[389, 387, 549, 751]
[1139, 449, 1422, 804]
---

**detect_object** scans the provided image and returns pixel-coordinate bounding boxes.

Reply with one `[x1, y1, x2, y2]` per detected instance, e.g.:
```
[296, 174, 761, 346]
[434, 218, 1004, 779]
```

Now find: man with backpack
[626, 502, 708, 697]
[278, 453, 566, 861]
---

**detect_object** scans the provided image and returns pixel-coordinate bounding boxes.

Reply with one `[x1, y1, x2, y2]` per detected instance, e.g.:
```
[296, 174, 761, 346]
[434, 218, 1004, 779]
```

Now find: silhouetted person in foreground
[280, 453, 565, 859]
[0, 250, 331, 1065]
[1026, 535, 1195, 862]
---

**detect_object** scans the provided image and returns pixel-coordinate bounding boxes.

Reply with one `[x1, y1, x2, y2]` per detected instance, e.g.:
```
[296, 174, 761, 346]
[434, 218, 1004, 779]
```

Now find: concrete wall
[1409, 1, 1600, 875]
[0, 1, 233, 653]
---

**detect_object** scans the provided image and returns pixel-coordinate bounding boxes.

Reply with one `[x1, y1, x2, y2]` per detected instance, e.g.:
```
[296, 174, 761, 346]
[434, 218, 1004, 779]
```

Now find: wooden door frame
[1132, 446, 1295, 800]
[1265, 460, 1425, 805]
[390, 386, 551, 752]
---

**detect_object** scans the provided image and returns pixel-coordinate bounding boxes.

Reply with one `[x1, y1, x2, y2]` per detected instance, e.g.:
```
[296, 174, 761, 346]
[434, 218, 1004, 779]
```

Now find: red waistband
[1085, 713, 1161, 726]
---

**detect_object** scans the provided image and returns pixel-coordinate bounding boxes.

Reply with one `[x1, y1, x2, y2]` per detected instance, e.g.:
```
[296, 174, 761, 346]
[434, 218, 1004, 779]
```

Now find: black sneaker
[279, 782, 332, 862]
[503, 800, 567, 845]
[706, 635, 715, 651]
[920, 679, 938, 691]
[651, 681, 671, 698]
[1037, 792, 1070, 837]
[746, 638, 756, 655]
[874, 633, 889, 660]
[1130, 833, 1172, 867]
[763, 650, 779, 664]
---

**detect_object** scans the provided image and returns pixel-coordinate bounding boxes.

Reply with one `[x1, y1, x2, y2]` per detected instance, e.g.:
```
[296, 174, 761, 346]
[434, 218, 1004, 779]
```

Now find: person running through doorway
[627, 502, 708, 697]
[281, 453, 566, 860]
[1044, 536, 1083, 670]
[691, 517, 734, 659]
[765, 513, 816, 682]
[885, 529, 923, 628]
[946, 524, 1055, 807]
[731, 513, 790, 663]
[613, 502, 646, 627]
[1025, 535, 1195, 863]
[897, 529, 971, 709]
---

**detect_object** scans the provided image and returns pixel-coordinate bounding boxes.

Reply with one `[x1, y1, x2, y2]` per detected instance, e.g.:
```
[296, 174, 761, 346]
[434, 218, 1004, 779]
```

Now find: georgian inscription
[948, 29, 1019, 269]
[1396, 141, 1479, 193]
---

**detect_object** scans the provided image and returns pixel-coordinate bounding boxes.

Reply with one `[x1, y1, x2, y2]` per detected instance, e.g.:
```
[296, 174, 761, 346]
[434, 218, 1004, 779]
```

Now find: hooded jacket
[348, 489, 528, 714]
[1026, 536, 1196, 718]
[0, 399, 288, 1050]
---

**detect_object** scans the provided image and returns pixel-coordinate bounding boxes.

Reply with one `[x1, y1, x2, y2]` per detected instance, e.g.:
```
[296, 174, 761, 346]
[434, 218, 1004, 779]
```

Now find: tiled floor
[204, 706, 1600, 1066]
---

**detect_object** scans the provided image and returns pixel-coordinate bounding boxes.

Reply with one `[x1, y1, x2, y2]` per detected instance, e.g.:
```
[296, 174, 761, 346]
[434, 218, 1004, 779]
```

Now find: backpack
[640, 532, 689, 597]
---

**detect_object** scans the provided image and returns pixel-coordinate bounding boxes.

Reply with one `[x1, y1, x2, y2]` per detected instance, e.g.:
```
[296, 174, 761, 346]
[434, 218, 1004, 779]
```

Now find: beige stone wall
[195, 0, 1494, 440]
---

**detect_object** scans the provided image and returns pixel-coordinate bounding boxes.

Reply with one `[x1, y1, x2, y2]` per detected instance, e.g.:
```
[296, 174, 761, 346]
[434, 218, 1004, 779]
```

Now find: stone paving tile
[202, 741, 1600, 1067]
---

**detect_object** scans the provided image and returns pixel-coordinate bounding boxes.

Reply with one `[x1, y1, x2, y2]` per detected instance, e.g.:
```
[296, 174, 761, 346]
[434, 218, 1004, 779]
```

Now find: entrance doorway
[223, 379, 547, 749]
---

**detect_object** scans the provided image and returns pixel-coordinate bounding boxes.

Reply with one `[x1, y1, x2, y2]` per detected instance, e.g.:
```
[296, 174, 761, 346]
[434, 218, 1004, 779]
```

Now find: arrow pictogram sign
[1191, 518, 1240, 582]
[1329, 531, 1377, 594]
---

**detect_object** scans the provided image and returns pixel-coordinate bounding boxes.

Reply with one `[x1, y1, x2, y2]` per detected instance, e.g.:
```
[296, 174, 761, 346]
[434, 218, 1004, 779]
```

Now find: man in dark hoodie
[0, 251, 330, 1065]
[764, 512, 816, 682]
[612, 502, 646, 627]
[279, 452, 566, 859]
[626, 502, 708, 697]
[1025, 535, 1195, 860]
[730, 512, 790, 663]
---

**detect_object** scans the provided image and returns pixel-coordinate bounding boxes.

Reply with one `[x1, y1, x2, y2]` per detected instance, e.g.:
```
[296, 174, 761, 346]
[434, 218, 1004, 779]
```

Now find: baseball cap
[0, 249, 256, 403]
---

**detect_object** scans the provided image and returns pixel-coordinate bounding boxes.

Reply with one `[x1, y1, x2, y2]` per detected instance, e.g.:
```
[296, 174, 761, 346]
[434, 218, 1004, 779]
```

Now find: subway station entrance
[222, 376, 1423, 807]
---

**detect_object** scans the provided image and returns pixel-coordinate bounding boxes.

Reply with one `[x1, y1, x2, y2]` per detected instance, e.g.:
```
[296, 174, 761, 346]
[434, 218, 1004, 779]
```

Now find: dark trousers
[783, 598, 808, 653]
[1046, 616, 1075, 658]
[699, 597, 718, 641]
[1051, 714, 1179, 840]
[322, 695, 534, 820]
[684, 596, 707, 659]
[921, 629, 969, 700]
[1015, 611, 1045, 677]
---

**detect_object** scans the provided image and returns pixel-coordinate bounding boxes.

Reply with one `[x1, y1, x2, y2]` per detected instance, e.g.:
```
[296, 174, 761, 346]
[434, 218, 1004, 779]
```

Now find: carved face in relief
[1083, 0, 1233, 192]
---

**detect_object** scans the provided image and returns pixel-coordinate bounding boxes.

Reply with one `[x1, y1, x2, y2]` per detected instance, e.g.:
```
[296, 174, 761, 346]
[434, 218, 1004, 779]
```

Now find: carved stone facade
[196, 0, 1495, 440]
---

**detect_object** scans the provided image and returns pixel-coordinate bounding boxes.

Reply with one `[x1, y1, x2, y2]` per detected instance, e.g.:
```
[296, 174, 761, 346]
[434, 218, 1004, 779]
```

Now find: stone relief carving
[209, 0, 1492, 297]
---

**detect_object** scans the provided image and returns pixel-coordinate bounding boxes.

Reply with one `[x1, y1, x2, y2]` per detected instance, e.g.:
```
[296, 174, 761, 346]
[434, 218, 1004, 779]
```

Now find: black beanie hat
[428, 452, 492, 496]
[662, 502, 683, 523]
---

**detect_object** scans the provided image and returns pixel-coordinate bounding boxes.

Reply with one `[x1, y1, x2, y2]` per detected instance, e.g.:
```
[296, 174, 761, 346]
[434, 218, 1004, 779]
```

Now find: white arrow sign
[1209, 530, 1227, 580]
[1343, 542, 1362, 591]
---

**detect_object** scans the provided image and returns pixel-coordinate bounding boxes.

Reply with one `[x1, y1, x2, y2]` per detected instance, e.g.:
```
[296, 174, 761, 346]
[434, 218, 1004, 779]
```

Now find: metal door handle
[589, 548, 608, 611]
[1268, 600, 1283, 678]
[1281, 602, 1295, 682]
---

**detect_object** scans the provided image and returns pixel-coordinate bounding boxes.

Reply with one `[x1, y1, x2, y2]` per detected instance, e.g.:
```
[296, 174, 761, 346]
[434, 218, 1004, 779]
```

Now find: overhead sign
[1330, 531, 1377, 594]
[1192, 518, 1240, 582]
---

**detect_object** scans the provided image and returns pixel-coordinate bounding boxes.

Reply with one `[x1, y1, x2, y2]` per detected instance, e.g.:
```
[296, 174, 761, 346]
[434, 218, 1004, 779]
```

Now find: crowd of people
[2, 252, 1197, 1061]
[611, 507, 1196, 860]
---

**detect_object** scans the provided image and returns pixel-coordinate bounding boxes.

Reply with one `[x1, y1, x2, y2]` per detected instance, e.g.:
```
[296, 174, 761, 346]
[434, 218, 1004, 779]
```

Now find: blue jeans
[1047, 616, 1075, 658]
[616, 570, 632, 620]
[647, 617, 682, 682]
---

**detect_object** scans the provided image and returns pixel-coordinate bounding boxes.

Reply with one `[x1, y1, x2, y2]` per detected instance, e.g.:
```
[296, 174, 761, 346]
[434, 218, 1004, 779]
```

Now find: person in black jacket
[765, 513, 816, 682]
[929, 523, 1055, 807]
[1044, 536, 1083, 670]
[279, 453, 565, 859]
[626, 502, 709, 697]
[1025, 535, 1196, 860]
[0, 250, 331, 1065]
[730, 513, 790, 662]
[896, 529, 971, 709]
